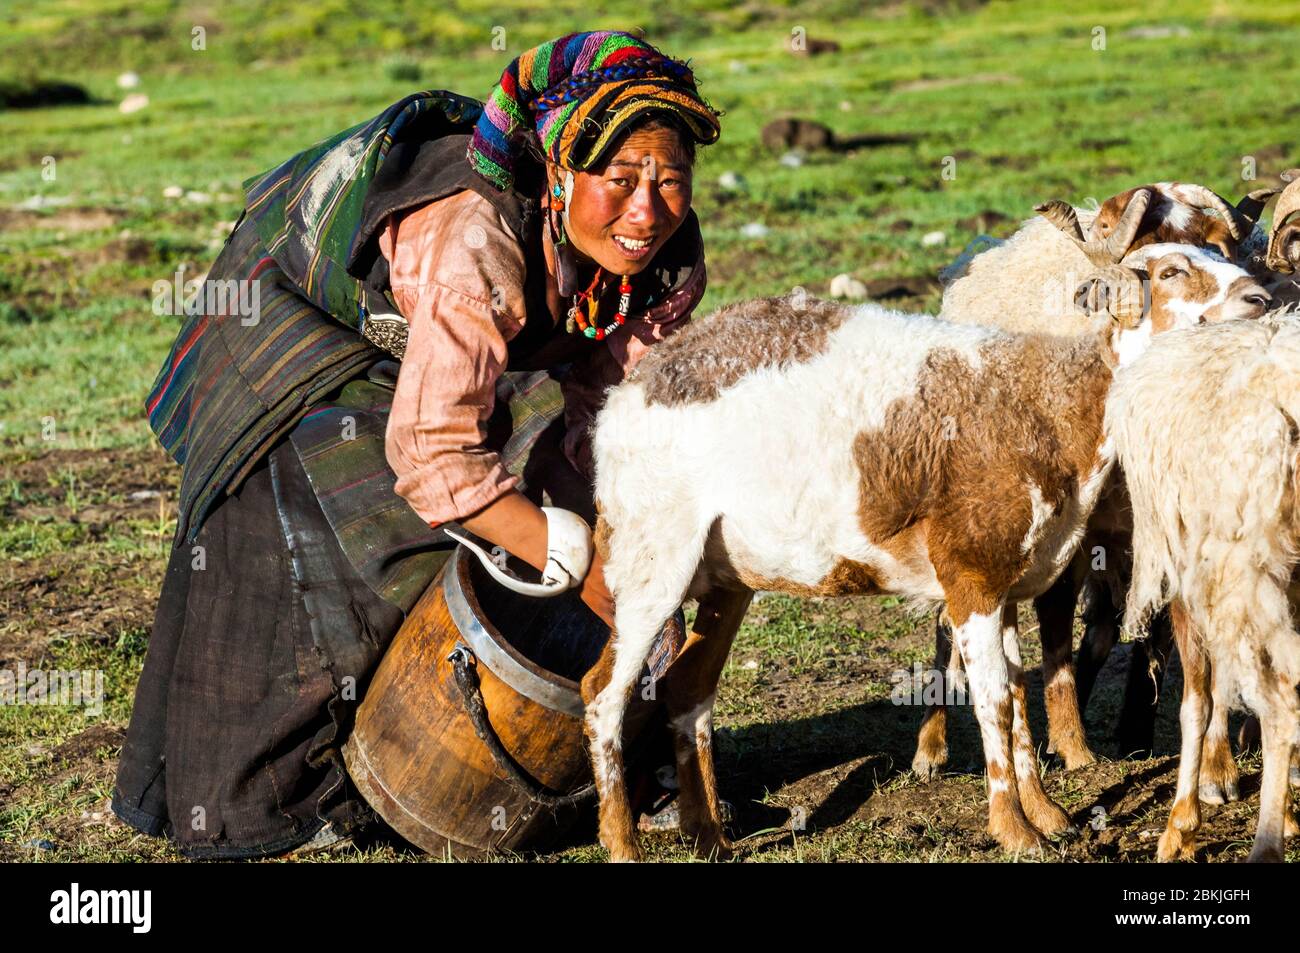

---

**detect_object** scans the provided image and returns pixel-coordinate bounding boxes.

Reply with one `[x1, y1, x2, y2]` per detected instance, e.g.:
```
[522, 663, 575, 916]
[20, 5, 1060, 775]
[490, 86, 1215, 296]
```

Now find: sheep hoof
[1025, 799, 1073, 838]
[1059, 746, 1098, 771]
[689, 834, 735, 862]
[990, 815, 1049, 855]
[1198, 780, 1238, 805]
[1156, 826, 1196, 862]
[1246, 841, 1284, 863]
[911, 748, 948, 782]
[605, 842, 644, 863]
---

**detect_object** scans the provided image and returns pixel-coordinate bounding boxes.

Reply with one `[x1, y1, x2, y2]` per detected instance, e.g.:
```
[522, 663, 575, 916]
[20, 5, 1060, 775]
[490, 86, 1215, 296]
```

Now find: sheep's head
[1038, 192, 1272, 330]
[1088, 182, 1267, 262]
[1126, 244, 1272, 331]
[1266, 168, 1300, 274]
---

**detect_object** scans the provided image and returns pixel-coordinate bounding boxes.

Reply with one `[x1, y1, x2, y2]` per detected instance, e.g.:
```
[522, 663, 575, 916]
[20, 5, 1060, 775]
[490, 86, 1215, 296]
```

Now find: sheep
[1262, 169, 1300, 310]
[1108, 313, 1300, 861]
[940, 182, 1273, 334]
[578, 244, 1271, 861]
[916, 183, 1278, 783]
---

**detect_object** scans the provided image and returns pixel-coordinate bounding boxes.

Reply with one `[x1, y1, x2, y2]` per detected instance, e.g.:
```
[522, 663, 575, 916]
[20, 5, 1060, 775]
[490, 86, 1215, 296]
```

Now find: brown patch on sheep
[593, 510, 613, 562]
[851, 336, 1114, 599]
[632, 294, 855, 406]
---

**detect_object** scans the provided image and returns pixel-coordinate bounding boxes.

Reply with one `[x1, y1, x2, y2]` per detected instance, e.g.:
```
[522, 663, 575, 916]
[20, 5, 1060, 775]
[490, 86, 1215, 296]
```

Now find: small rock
[717, 170, 746, 192]
[162, 185, 184, 199]
[839, 100, 853, 111]
[25, 745, 48, 758]
[921, 230, 947, 247]
[829, 273, 868, 299]
[740, 222, 769, 239]
[129, 489, 162, 501]
[728, 60, 746, 73]
[742, 659, 759, 671]
[779, 152, 804, 168]
[119, 93, 149, 115]
[25, 839, 57, 851]
[184, 190, 211, 204]
[117, 71, 141, 89]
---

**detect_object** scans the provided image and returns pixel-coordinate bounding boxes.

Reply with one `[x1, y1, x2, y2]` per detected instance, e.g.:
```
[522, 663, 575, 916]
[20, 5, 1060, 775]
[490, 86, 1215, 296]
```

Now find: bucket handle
[447, 644, 598, 808]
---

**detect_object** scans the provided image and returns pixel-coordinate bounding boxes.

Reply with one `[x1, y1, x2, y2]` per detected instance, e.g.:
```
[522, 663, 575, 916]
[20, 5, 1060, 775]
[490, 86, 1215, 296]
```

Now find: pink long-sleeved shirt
[378, 188, 695, 529]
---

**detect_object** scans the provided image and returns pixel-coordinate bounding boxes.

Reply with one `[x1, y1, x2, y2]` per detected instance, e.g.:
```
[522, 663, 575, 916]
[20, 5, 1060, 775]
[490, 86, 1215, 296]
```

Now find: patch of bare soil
[1, 446, 177, 669]
[894, 72, 1019, 94]
[0, 723, 129, 861]
[0, 207, 127, 234]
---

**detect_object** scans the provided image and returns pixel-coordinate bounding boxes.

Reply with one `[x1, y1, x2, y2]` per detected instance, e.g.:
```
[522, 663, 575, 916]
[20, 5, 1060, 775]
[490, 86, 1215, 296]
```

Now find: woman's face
[550, 126, 693, 276]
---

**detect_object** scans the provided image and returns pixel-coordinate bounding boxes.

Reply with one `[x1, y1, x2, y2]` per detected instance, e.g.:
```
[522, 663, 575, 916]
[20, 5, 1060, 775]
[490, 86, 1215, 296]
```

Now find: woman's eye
[609, 177, 633, 188]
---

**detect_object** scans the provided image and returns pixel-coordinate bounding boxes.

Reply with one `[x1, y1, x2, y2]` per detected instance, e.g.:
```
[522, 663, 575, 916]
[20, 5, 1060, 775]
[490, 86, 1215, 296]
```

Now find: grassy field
[2, 0, 1299, 862]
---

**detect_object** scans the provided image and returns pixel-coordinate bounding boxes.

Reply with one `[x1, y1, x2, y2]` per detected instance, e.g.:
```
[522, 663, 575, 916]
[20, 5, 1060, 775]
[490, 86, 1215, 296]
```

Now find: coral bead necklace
[567, 267, 632, 341]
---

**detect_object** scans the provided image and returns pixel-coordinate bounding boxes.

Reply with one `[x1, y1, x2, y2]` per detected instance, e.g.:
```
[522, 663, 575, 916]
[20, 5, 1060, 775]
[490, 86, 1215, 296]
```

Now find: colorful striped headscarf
[468, 31, 722, 191]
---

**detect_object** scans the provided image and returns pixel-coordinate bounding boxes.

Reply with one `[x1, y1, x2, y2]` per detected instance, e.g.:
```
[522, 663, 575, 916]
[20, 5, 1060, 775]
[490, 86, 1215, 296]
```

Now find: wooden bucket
[343, 544, 682, 857]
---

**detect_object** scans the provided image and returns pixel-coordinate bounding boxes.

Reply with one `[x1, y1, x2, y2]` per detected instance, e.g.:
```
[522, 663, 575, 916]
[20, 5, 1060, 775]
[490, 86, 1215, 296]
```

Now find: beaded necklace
[566, 267, 633, 341]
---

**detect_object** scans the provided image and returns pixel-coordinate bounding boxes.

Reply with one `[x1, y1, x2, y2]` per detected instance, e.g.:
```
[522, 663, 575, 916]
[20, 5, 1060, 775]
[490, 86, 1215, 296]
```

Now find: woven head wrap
[468, 31, 722, 192]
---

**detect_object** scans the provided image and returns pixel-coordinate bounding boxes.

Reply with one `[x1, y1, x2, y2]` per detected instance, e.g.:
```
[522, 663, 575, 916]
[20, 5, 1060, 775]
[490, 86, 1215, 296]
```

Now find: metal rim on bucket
[443, 545, 587, 717]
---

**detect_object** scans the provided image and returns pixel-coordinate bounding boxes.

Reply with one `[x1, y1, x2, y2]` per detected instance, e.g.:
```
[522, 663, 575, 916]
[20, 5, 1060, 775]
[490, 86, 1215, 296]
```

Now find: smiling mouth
[612, 234, 655, 257]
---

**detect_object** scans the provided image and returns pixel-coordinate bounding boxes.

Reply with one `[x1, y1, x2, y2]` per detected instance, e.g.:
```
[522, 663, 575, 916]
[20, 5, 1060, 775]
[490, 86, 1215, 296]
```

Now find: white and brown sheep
[917, 183, 1277, 784]
[579, 245, 1271, 861]
[1109, 313, 1300, 862]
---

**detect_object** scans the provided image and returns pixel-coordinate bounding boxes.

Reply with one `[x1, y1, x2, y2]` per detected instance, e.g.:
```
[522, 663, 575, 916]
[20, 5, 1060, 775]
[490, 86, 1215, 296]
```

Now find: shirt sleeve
[380, 191, 529, 528]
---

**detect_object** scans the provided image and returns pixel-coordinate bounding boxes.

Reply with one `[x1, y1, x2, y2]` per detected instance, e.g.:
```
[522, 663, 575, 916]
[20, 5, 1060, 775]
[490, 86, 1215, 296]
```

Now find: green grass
[3, 0, 1300, 863]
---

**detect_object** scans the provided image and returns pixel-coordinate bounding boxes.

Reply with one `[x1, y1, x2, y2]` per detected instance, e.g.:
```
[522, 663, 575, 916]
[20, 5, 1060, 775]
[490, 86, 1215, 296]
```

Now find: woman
[112, 31, 723, 859]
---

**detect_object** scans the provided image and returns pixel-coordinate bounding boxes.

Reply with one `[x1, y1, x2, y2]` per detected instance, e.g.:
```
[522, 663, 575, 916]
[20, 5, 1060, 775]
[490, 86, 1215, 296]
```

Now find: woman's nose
[624, 179, 664, 225]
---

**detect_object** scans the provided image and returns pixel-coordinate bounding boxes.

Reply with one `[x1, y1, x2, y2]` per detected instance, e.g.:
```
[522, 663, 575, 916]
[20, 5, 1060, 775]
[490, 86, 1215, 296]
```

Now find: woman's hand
[458, 490, 615, 628]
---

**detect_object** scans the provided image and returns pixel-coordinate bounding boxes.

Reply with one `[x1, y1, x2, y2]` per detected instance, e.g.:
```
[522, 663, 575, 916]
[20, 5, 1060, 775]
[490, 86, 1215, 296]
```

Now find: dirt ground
[0, 446, 1286, 862]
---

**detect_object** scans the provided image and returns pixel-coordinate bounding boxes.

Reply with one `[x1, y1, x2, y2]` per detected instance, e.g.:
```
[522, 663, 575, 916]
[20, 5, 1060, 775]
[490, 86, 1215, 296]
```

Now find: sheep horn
[1236, 186, 1282, 224]
[1036, 188, 1151, 266]
[1281, 168, 1300, 184]
[1266, 216, 1300, 274]
[1033, 200, 1085, 240]
[1172, 183, 1250, 241]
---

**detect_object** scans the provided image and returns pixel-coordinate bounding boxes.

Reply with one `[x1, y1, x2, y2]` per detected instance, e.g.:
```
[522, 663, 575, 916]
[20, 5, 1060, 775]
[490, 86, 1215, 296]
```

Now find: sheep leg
[912, 608, 960, 780]
[947, 591, 1046, 853]
[1073, 576, 1121, 711]
[1198, 658, 1241, 805]
[1116, 606, 1173, 758]
[1033, 571, 1097, 769]
[1247, 709, 1296, 863]
[662, 586, 754, 860]
[1157, 600, 1210, 862]
[1003, 604, 1073, 836]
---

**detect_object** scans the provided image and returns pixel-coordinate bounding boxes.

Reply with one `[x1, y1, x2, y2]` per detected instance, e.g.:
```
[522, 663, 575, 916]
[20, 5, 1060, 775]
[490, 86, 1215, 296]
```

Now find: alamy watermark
[0, 662, 104, 716]
[890, 662, 968, 706]
[152, 266, 261, 325]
